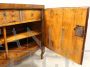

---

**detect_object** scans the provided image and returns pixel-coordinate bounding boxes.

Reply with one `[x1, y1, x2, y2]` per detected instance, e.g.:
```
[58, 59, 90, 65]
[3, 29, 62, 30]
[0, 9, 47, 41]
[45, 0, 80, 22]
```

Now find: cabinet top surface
[0, 3, 44, 9]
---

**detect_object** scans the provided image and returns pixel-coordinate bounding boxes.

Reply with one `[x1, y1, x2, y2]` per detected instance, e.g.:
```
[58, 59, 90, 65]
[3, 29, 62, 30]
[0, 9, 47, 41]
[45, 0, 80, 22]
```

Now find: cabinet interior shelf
[0, 30, 41, 45]
[0, 19, 41, 27]
[0, 42, 39, 63]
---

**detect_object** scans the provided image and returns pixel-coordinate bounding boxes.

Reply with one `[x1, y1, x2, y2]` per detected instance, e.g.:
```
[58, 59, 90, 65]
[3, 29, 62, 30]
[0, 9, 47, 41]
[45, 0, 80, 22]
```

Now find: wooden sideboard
[0, 3, 44, 66]
[0, 3, 89, 66]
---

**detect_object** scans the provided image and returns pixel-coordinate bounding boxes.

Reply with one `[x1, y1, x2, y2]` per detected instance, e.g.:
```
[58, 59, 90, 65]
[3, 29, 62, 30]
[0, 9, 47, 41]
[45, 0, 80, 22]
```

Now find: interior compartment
[0, 22, 41, 45]
[0, 4, 43, 66]
[0, 37, 39, 64]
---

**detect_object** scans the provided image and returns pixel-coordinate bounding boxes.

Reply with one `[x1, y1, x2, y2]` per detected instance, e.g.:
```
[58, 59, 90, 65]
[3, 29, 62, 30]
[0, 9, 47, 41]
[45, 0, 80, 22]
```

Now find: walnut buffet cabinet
[0, 3, 89, 67]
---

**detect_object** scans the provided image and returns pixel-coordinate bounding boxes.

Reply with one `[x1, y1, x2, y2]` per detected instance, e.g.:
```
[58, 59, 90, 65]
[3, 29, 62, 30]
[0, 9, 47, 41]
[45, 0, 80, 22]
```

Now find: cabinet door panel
[44, 8, 88, 64]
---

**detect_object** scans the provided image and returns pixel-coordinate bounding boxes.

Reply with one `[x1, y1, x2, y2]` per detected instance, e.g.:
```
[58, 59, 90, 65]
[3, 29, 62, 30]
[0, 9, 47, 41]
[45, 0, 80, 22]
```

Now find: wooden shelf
[0, 52, 9, 67]
[0, 42, 39, 64]
[0, 59, 9, 67]
[0, 31, 41, 45]
[0, 19, 41, 27]
[8, 42, 39, 62]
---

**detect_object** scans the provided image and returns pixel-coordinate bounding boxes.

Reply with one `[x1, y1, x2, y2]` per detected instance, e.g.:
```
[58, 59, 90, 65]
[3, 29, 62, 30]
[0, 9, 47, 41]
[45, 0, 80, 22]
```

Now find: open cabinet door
[44, 7, 89, 64]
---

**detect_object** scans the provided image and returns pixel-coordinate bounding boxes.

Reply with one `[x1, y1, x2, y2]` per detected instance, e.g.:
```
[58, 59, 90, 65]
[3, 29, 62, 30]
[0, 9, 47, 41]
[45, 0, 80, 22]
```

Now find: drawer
[22, 10, 41, 21]
[0, 10, 5, 24]
[5, 10, 20, 23]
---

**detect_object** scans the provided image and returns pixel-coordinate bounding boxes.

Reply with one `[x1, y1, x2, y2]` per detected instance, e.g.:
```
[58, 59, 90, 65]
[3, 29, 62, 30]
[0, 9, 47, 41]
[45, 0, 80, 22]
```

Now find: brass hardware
[74, 25, 85, 37]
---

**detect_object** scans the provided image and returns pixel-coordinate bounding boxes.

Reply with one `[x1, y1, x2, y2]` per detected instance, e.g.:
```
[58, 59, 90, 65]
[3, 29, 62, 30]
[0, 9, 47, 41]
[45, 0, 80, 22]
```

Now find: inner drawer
[22, 10, 41, 21]
[5, 10, 20, 23]
[0, 10, 41, 24]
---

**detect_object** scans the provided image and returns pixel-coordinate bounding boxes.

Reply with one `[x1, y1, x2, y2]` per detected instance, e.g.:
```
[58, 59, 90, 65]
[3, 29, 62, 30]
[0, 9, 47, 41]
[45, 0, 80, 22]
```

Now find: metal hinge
[74, 25, 85, 37]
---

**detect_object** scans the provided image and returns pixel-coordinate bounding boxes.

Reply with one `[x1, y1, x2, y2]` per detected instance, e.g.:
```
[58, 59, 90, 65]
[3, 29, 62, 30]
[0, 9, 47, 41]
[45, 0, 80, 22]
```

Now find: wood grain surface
[0, 3, 44, 9]
[44, 7, 88, 64]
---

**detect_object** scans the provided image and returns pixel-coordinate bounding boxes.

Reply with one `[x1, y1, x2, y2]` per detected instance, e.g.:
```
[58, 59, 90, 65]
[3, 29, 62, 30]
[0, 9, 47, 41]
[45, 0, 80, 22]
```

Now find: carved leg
[41, 45, 45, 59]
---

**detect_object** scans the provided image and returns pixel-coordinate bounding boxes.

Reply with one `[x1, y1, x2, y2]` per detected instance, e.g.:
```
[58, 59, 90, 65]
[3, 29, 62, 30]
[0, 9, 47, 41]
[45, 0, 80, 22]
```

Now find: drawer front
[0, 10, 5, 24]
[22, 10, 41, 21]
[5, 10, 20, 23]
